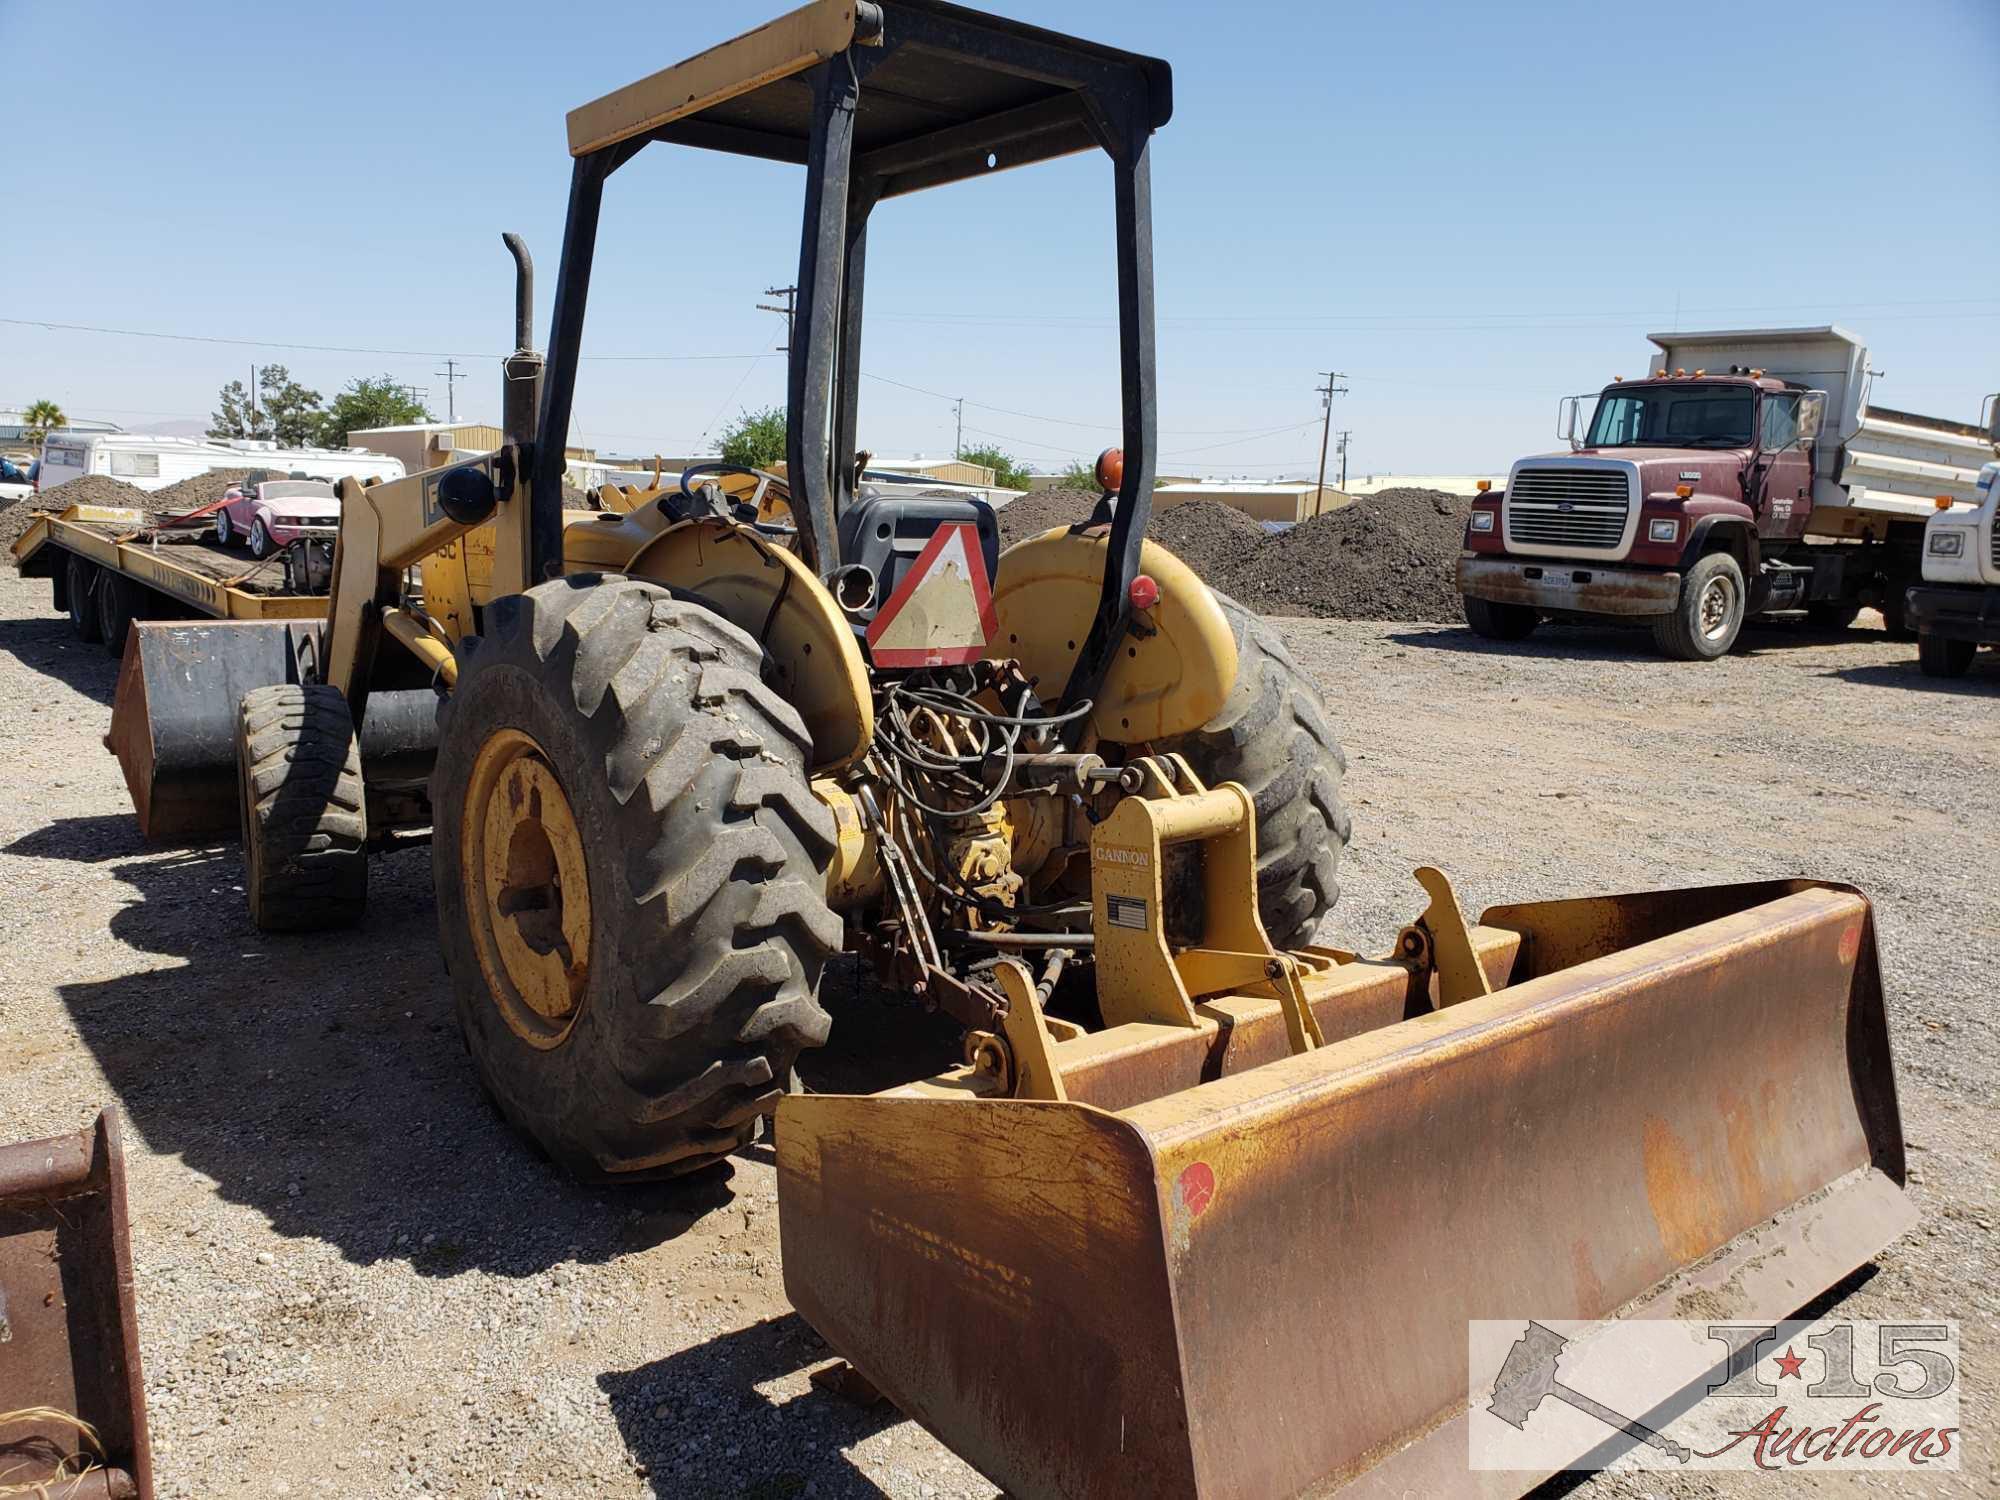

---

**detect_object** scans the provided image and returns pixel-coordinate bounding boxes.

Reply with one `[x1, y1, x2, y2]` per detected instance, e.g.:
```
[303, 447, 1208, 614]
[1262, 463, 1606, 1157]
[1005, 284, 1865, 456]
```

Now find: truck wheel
[1160, 592, 1351, 950]
[1879, 588, 1915, 642]
[432, 575, 841, 1182]
[236, 684, 368, 932]
[1806, 601, 1862, 631]
[95, 570, 138, 658]
[1652, 553, 1746, 661]
[1917, 632, 1976, 679]
[1463, 595, 1540, 641]
[65, 553, 102, 643]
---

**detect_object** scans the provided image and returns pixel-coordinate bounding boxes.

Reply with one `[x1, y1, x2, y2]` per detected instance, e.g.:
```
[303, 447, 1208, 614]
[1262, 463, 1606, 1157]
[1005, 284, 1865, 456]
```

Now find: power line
[0, 315, 769, 362]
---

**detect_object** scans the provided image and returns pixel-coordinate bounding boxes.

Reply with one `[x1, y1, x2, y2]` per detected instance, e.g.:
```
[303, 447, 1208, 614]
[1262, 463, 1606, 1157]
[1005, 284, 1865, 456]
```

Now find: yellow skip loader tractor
[109, 3, 1911, 1494]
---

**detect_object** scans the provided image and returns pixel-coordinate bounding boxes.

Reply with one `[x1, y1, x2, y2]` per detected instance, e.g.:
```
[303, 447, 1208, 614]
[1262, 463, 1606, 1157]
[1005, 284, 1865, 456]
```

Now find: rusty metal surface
[777, 882, 1907, 1499]
[0, 1110, 153, 1500]
[1457, 555, 1680, 616]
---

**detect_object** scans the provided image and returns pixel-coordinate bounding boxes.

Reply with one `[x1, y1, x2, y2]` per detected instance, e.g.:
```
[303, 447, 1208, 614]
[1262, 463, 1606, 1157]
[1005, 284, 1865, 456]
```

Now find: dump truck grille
[1505, 468, 1633, 551]
[1990, 519, 2000, 572]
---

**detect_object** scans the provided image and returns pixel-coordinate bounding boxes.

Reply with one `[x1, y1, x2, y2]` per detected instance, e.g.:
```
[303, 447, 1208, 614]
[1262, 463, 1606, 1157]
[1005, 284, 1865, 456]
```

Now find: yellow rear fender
[618, 518, 872, 776]
[991, 528, 1237, 743]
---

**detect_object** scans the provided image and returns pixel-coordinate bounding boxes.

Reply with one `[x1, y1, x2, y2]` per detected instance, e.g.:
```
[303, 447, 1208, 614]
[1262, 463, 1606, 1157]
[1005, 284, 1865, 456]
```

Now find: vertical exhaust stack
[501, 232, 543, 448]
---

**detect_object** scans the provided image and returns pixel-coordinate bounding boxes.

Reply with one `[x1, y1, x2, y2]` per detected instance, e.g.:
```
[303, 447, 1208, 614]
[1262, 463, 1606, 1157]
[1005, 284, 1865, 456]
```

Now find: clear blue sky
[4, 0, 1996, 478]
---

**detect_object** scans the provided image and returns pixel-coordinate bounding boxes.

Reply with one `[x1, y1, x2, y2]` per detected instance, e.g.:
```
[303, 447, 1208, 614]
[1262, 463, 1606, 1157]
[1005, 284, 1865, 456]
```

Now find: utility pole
[953, 397, 965, 458]
[1335, 429, 1353, 489]
[757, 285, 798, 353]
[435, 358, 463, 422]
[1312, 371, 1348, 517]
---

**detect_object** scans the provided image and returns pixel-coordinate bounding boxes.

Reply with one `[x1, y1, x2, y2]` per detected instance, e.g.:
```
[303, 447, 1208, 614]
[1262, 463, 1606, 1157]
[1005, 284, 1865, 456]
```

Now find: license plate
[1536, 571, 1575, 590]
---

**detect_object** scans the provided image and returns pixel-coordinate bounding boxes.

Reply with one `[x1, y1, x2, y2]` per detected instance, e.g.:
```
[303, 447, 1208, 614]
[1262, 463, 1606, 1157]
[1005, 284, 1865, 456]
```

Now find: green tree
[22, 399, 66, 442]
[258, 365, 325, 447]
[315, 376, 435, 447]
[718, 405, 788, 469]
[1059, 458, 1099, 491]
[957, 443, 1034, 492]
[210, 366, 323, 443]
[209, 378, 263, 441]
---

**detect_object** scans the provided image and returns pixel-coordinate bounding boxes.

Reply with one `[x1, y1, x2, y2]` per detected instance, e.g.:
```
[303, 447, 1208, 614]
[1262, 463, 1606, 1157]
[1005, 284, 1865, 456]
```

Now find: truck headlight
[1648, 518, 1679, 543]
[1468, 511, 1495, 533]
[1927, 531, 1965, 557]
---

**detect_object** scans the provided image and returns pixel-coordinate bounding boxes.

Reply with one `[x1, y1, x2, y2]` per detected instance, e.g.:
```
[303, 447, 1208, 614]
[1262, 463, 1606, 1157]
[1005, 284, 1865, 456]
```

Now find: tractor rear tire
[1464, 595, 1540, 641]
[66, 553, 101, 643]
[432, 575, 841, 1183]
[236, 684, 368, 932]
[1160, 592, 1351, 950]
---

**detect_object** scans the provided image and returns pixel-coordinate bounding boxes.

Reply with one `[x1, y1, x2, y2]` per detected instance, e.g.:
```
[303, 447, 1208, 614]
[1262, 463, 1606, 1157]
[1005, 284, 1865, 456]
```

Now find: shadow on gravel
[1827, 660, 1999, 692]
[0, 613, 120, 704]
[1388, 619, 1899, 662]
[15, 810, 959, 1282]
[600, 1313, 898, 1499]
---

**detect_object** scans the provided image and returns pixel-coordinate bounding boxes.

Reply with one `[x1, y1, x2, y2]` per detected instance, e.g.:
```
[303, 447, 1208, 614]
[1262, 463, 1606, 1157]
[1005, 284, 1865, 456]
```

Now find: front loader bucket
[107, 620, 439, 841]
[0, 1110, 153, 1499]
[777, 880, 1909, 1499]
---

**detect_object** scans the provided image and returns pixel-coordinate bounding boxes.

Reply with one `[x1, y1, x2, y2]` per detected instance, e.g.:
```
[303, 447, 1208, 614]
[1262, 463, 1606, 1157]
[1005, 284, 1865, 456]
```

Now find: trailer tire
[236, 684, 368, 932]
[95, 570, 138, 659]
[1463, 595, 1540, 641]
[432, 575, 840, 1183]
[1651, 553, 1745, 661]
[1916, 632, 1976, 679]
[1160, 592, 1351, 950]
[65, 553, 102, 643]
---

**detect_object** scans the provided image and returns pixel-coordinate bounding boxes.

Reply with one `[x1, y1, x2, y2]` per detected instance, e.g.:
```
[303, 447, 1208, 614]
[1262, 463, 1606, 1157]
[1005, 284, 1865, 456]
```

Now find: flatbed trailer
[11, 503, 327, 647]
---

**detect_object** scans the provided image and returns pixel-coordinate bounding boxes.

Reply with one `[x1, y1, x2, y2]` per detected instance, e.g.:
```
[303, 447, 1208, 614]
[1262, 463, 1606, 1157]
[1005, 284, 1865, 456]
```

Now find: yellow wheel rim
[463, 728, 594, 1049]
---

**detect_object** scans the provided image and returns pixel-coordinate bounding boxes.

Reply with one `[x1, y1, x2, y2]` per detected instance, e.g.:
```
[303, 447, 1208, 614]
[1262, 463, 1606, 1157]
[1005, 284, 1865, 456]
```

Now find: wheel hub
[463, 729, 594, 1048]
[1699, 575, 1735, 640]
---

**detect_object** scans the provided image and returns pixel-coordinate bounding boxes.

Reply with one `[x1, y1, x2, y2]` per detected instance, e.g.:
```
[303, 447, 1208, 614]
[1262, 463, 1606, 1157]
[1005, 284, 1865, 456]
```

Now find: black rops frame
[528, 1, 1172, 715]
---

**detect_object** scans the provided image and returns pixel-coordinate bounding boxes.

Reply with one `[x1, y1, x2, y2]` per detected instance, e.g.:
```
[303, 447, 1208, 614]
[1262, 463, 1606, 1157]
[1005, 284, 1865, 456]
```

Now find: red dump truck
[1458, 327, 1994, 658]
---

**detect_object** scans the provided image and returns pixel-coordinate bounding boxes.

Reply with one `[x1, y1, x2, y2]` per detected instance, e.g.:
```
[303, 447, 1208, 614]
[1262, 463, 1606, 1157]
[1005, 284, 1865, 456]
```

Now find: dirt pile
[149, 467, 258, 515]
[1218, 489, 1470, 622]
[1148, 498, 1273, 582]
[995, 486, 1098, 547]
[0, 475, 158, 551]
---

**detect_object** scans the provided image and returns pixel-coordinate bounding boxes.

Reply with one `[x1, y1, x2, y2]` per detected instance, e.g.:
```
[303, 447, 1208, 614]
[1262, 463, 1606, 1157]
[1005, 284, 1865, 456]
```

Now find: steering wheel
[678, 463, 776, 512]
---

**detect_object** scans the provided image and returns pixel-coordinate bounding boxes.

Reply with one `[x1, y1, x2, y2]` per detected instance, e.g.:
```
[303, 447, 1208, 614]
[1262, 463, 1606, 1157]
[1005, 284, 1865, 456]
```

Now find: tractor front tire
[1161, 593, 1351, 950]
[432, 575, 841, 1182]
[236, 684, 368, 931]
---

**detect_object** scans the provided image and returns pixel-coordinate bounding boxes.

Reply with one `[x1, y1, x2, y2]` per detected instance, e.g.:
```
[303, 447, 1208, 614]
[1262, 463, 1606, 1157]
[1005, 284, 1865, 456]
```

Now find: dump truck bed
[11, 504, 326, 620]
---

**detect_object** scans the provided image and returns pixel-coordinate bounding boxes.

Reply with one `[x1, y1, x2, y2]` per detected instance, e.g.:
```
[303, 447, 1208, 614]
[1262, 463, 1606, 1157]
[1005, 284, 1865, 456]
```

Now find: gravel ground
[0, 565, 1993, 1499]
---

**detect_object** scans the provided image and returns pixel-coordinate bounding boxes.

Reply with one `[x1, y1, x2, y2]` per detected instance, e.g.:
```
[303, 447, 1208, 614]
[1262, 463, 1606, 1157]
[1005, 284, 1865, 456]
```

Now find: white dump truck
[1907, 395, 2000, 677]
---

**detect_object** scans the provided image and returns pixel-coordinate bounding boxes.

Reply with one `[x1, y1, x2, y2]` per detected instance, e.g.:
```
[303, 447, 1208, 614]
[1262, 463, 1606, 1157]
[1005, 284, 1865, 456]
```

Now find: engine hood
[1523, 448, 1747, 497]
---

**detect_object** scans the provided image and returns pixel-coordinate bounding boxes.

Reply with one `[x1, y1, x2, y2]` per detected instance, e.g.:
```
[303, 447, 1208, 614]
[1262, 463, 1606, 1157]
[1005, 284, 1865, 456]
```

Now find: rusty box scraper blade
[0, 1110, 153, 1500]
[775, 881, 1910, 1499]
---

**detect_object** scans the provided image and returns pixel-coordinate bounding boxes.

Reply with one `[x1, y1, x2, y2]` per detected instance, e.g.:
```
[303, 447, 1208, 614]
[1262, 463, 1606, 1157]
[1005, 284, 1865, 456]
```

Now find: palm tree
[22, 399, 66, 442]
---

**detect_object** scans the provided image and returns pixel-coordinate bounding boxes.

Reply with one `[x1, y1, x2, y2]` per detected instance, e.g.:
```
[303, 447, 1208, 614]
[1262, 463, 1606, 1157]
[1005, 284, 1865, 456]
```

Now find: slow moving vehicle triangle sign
[866, 522, 998, 667]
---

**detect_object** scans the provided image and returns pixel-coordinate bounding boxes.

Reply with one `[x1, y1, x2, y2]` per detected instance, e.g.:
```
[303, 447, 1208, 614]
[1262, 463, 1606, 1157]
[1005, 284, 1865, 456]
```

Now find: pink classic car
[214, 478, 340, 559]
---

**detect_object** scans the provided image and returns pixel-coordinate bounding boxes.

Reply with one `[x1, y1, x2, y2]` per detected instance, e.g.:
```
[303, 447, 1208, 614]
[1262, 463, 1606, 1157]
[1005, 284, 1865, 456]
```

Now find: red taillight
[1129, 573, 1160, 611]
